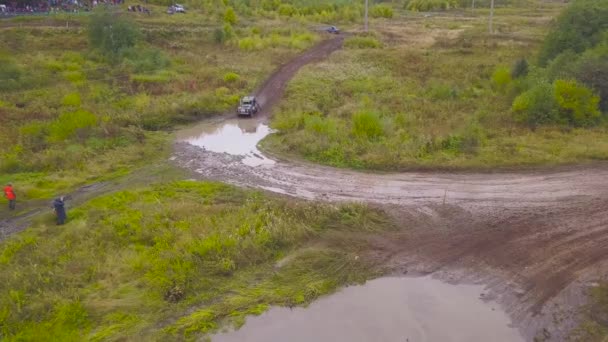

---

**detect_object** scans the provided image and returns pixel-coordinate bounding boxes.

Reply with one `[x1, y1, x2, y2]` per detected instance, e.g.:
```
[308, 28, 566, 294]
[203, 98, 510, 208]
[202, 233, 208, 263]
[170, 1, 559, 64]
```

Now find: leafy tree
[88, 9, 140, 58]
[538, 0, 608, 65]
[572, 43, 608, 112]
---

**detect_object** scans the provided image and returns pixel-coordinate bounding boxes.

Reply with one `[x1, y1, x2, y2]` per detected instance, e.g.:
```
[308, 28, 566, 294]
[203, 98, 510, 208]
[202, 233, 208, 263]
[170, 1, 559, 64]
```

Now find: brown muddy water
[176, 118, 274, 167]
[212, 277, 523, 342]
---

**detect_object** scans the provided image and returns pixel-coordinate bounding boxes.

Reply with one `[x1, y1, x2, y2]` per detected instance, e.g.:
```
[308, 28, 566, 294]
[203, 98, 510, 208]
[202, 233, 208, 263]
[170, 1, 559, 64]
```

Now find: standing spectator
[52, 197, 67, 225]
[3, 183, 16, 211]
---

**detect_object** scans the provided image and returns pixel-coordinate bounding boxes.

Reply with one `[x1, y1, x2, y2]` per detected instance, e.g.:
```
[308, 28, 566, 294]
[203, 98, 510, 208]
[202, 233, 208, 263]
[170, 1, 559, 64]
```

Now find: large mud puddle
[212, 277, 523, 342]
[176, 118, 274, 167]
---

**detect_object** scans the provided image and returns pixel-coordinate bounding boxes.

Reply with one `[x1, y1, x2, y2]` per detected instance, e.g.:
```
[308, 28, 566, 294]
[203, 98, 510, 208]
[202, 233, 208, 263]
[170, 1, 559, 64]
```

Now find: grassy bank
[265, 2, 608, 170]
[0, 4, 326, 205]
[0, 180, 394, 340]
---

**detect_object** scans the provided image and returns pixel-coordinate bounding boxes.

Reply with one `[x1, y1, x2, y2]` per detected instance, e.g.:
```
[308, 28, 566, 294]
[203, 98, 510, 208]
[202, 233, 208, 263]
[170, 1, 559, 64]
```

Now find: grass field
[264, 3, 608, 170]
[0, 4, 324, 202]
[1, 0, 608, 340]
[0, 180, 393, 340]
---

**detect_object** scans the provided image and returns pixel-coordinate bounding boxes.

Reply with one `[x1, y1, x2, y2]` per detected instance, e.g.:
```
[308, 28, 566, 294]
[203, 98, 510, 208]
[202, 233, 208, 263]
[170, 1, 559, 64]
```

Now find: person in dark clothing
[4, 183, 16, 210]
[53, 197, 67, 225]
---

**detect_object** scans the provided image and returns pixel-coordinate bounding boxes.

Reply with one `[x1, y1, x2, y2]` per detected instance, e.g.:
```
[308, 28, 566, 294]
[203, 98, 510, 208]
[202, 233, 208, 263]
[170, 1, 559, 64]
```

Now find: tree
[538, 0, 608, 65]
[88, 8, 140, 58]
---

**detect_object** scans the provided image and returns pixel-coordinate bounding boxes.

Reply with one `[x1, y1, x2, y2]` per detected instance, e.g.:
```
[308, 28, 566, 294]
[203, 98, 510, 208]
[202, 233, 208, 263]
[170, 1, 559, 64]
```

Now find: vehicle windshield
[242, 99, 253, 105]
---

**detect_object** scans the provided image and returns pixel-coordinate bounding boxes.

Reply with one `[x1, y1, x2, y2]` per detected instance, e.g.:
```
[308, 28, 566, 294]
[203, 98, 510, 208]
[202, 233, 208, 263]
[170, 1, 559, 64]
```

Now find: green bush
[0, 57, 22, 91]
[344, 36, 382, 49]
[573, 45, 608, 112]
[48, 110, 98, 143]
[224, 7, 238, 25]
[538, 0, 608, 65]
[223, 23, 235, 41]
[223, 72, 240, 83]
[88, 8, 141, 57]
[370, 4, 394, 18]
[214, 28, 226, 44]
[512, 82, 559, 127]
[19, 122, 48, 152]
[352, 111, 384, 140]
[491, 66, 512, 90]
[62, 93, 82, 107]
[511, 58, 529, 79]
[554, 79, 601, 126]
[278, 4, 297, 16]
[121, 48, 170, 73]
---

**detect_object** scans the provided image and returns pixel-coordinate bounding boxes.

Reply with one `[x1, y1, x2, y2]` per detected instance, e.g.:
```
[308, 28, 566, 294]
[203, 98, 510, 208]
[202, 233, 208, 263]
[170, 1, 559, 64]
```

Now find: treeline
[497, 0, 607, 128]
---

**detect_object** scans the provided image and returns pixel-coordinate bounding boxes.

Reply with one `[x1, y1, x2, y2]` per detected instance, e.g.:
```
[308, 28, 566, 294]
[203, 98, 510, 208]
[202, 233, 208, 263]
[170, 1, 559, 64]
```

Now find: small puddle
[212, 277, 523, 342]
[176, 118, 275, 167]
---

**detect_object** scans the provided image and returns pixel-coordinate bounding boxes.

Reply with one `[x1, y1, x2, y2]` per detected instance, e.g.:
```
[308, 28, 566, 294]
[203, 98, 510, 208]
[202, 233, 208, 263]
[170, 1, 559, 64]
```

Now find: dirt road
[174, 36, 608, 340]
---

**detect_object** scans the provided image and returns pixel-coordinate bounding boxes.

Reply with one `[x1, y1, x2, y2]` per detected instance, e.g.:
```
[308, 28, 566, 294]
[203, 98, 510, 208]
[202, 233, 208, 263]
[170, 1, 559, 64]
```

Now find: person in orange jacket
[4, 183, 16, 211]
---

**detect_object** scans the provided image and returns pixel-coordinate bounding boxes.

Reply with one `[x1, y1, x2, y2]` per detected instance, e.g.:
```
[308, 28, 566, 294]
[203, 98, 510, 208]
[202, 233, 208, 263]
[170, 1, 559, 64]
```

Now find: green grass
[264, 3, 608, 170]
[571, 283, 608, 341]
[0, 7, 325, 205]
[0, 181, 393, 341]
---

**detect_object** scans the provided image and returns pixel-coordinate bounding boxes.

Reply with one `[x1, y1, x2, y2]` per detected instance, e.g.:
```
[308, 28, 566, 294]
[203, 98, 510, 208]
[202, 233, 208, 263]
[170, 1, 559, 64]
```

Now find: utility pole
[488, 0, 495, 34]
[471, 0, 475, 10]
[364, 0, 369, 32]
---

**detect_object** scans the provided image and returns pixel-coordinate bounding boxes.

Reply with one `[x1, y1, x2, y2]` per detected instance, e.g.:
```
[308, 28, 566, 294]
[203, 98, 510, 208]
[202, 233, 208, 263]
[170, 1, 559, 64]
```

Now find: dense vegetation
[0, 5, 320, 201]
[511, 0, 607, 128]
[0, 181, 392, 340]
[265, 0, 608, 170]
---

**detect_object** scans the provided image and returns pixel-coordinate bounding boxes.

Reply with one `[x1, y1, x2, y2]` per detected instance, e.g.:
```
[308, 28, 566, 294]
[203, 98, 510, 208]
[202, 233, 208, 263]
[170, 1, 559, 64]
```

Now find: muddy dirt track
[174, 36, 608, 340]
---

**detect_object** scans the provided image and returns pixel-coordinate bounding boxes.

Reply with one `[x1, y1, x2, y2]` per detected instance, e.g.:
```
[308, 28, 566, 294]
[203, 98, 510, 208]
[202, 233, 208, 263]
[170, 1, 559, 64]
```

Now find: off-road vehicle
[237, 96, 260, 117]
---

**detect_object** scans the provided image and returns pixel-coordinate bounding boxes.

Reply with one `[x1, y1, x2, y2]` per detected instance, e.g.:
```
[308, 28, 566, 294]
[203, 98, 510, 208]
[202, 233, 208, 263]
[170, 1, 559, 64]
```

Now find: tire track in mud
[173, 36, 608, 340]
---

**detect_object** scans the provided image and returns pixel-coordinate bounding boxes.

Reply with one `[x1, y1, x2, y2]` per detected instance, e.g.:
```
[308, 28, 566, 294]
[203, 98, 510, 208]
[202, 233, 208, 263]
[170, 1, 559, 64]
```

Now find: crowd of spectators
[0, 0, 125, 15]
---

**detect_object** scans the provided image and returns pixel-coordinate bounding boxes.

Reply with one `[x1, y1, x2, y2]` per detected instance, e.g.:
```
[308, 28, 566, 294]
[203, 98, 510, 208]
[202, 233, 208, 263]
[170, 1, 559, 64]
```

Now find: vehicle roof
[242, 96, 255, 101]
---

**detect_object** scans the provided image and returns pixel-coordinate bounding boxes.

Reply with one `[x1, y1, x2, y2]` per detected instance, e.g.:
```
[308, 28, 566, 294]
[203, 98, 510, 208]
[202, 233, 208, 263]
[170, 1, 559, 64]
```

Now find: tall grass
[264, 3, 608, 170]
[0, 181, 393, 340]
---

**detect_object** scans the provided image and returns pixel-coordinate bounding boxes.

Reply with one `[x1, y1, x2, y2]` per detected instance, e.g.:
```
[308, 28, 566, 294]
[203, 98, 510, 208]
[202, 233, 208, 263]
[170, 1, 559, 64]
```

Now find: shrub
[511, 58, 529, 79]
[278, 4, 297, 16]
[62, 93, 82, 107]
[491, 66, 512, 90]
[223, 23, 235, 41]
[214, 28, 226, 44]
[554, 79, 601, 126]
[223, 72, 240, 83]
[0, 57, 22, 91]
[19, 121, 48, 152]
[121, 48, 170, 73]
[538, 0, 608, 65]
[573, 46, 608, 112]
[344, 36, 382, 49]
[512, 82, 559, 128]
[224, 7, 237, 25]
[352, 111, 383, 140]
[88, 8, 140, 57]
[48, 109, 98, 142]
[370, 4, 394, 18]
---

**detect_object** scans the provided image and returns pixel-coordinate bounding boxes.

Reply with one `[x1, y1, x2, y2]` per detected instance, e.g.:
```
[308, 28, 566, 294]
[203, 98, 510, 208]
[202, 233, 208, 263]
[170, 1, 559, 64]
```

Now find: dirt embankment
[173, 35, 608, 340]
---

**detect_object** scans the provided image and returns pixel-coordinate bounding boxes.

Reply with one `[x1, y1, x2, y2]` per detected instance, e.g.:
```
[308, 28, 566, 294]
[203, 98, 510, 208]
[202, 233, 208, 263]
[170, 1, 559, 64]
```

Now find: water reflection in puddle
[212, 277, 523, 342]
[176, 118, 275, 167]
